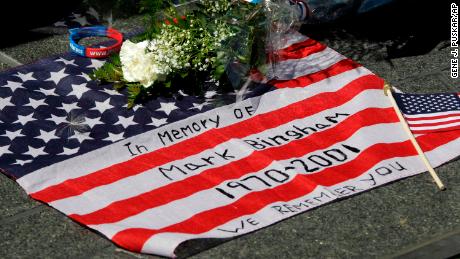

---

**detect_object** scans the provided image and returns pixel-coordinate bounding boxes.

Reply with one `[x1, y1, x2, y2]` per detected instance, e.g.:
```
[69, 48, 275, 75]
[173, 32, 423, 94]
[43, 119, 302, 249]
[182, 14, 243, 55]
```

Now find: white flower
[120, 40, 158, 87]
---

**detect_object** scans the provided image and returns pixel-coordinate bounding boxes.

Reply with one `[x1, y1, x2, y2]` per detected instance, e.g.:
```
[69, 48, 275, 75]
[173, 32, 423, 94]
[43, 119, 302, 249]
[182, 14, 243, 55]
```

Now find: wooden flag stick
[383, 83, 446, 190]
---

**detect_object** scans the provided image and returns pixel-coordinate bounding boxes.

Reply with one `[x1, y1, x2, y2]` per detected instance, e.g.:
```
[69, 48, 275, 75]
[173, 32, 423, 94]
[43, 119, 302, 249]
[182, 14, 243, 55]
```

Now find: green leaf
[179, 71, 188, 78]
[113, 82, 125, 91]
[213, 64, 225, 79]
[125, 84, 143, 109]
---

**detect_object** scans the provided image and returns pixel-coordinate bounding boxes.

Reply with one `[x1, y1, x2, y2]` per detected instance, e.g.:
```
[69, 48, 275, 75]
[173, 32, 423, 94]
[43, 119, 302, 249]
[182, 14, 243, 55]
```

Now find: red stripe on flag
[408, 118, 460, 128]
[252, 39, 332, 83]
[405, 112, 460, 122]
[269, 39, 327, 62]
[31, 75, 383, 203]
[110, 131, 460, 253]
[270, 59, 362, 89]
[69, 107, 397, 225]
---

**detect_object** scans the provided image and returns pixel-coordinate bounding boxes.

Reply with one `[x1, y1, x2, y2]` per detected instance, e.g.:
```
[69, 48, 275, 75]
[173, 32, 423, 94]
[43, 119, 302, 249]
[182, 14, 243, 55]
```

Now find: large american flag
[394, 92, 460, 134]
[1, 32, 460, 257]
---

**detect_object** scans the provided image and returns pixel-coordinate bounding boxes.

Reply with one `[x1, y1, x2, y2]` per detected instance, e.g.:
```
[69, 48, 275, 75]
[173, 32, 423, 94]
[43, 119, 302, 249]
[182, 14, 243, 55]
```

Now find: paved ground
[1, 8, 459, 259]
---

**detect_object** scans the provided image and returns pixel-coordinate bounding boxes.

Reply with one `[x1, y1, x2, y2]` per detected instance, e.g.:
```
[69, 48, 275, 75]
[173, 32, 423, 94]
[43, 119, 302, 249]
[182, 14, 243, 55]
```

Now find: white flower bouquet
[92, 0, 302, 107]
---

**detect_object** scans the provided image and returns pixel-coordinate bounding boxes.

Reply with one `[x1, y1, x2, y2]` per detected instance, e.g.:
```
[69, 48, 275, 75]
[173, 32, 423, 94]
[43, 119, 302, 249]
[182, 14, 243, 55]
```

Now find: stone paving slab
[394, 227, 460, 259]
[92, 246, 155, 259]
[0, 173, 41, 219]
[0, 206, 112, 259]
[1, 62, 10, 71]
[0, 34, 69, 66]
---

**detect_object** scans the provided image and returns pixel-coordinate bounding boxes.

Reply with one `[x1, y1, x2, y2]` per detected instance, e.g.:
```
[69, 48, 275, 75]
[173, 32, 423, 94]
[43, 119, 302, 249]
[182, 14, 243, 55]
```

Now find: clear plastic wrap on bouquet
[262, 0, 304, 80]
[212, 0, 304, 101]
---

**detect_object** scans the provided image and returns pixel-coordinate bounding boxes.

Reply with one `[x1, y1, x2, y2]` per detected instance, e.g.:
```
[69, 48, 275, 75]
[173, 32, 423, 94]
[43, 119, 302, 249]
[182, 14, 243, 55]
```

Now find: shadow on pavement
[0, 0, 80, 48]
[302, 0, 450, 60]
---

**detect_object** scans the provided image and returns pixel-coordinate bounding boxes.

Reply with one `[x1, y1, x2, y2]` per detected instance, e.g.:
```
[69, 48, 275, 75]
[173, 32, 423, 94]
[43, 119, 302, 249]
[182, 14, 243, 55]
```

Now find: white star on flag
[0, 145, 12, 156]
[36, 87, 59, 97]
[60, 147, 79, 156]
[5, 81, 25, 93]
[15, 113, 36, 126]
[2, 129, 24, 141]
[92, 99, 114, 113]
[60, 102, 80, 113]
[157, 102, 178, 116]
[123, 103, 141, 112]
[116, 115, 137, 129]
[15, 72, 35, 82]
[46, 68, 69, 85]
[147, 117, 168, 127]
[104, 132, 124, 142]
[0, 96, 14, 110]
[205, 90, 218, 99]
[56, 58, 77, 66]
[35, 129, 60, 143]
[190, 101, 210, 111]
[84, 117, 104, 128]
[101, 88, 122, 96]
[87, 59, 105, 69]
[68, 83, 90, 99]
[78, 73, 92, 82]
[14, 159, 32, 166]
[70, 132, 92, 143]
[24, 146, 48, 158]
[49, 114, 68, 126]
[25, 97, 47, 109]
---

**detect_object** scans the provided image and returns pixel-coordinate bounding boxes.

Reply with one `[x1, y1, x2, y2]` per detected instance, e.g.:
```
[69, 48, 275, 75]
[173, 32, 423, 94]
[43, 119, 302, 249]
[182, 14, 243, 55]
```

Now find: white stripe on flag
[407, 115, 460, 125]
[50, 140, 254, 215]
[48, 89, 391, 215]
[89, 122, 408, 238]
[18, 67, 373, 194]
[141, 135, 460, 257]
[266, 47, 347, 80]
[273, 32, 309, 50]
[404, 110, 460, 119]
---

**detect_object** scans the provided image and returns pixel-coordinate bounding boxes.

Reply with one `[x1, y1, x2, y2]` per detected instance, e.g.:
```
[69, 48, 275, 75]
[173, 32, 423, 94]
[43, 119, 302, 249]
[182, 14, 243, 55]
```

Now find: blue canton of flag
[0, 52, 273, 180]
[394, 92, 460, 134]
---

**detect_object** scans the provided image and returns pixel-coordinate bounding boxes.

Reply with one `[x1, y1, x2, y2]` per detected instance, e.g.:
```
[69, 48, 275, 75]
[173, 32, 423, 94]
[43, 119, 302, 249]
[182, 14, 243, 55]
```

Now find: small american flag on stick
[394, 92, 460, 134]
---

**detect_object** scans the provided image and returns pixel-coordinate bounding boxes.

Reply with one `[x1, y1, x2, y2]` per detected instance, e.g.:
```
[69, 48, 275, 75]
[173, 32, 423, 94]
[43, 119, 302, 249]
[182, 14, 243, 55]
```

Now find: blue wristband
[69, 26, 123, 58]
